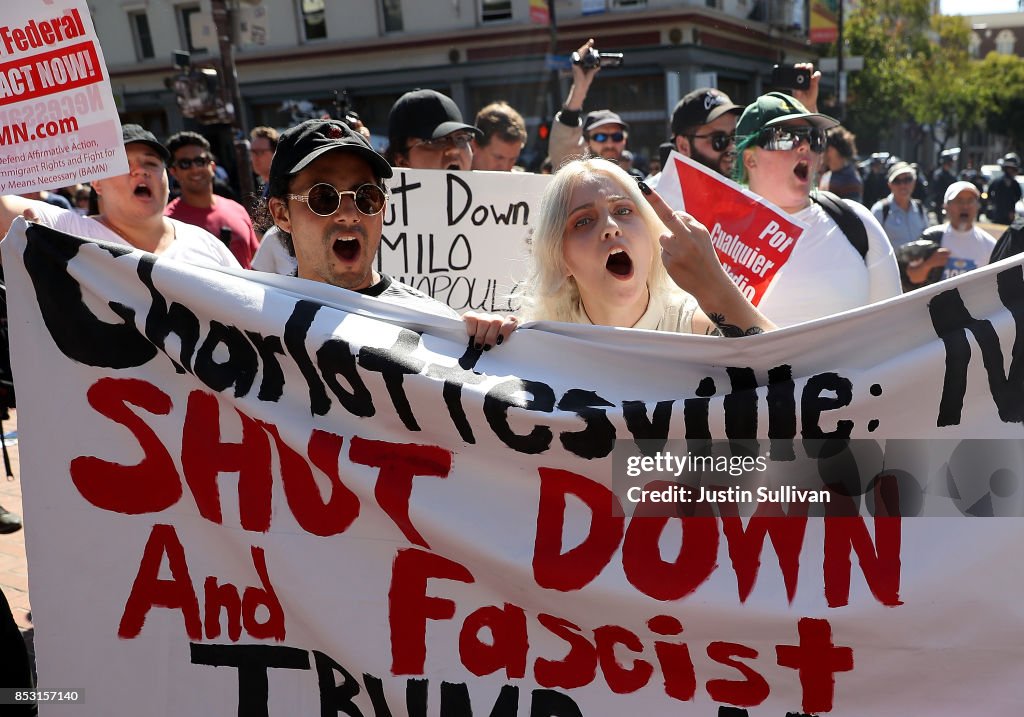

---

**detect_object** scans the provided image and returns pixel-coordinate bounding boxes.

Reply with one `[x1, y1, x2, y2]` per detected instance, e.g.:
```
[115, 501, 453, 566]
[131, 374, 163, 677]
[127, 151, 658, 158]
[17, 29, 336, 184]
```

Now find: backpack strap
[881, 197, 891, 225]
[812, 191, 869, 261]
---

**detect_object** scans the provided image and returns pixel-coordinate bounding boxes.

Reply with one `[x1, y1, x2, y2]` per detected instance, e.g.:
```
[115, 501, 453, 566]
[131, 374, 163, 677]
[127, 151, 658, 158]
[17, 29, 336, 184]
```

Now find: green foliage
[977, 52, 1024, 147]
[838, 0, 1020, 153]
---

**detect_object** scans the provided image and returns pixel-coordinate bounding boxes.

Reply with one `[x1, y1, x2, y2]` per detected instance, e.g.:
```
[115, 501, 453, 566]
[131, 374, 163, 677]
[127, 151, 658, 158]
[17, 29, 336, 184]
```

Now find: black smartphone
[770, 64, 812, 91]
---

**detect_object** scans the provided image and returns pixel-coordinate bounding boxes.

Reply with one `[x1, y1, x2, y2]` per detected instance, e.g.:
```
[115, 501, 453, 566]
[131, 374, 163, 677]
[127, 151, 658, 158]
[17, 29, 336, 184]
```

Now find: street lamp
[210, 0, 254, 200]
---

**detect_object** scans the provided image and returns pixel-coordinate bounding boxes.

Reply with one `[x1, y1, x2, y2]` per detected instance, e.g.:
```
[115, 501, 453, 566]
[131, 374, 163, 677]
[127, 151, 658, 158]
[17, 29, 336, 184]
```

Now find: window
[300, 0, 327, 41]
[481, 0, 513, 23]
[969, 32, 981, 58]
[613, 0, 647, 7]
[177, 4, 206, 55]
[381, 0, 403, 33]
[128, 10, 155, 60]
[995, 29, 1016, 55]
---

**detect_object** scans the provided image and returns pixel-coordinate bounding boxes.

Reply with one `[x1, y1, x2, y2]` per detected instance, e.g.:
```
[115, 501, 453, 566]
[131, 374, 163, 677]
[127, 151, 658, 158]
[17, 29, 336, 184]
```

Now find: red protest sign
[659, 152, 806, 306]
[0, 40, 101, 106]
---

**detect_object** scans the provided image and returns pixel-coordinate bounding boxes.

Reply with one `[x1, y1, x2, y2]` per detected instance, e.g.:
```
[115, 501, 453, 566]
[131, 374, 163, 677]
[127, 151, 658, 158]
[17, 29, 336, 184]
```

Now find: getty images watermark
[624, 450, 831, 507]
[610, 439, 1024, 518]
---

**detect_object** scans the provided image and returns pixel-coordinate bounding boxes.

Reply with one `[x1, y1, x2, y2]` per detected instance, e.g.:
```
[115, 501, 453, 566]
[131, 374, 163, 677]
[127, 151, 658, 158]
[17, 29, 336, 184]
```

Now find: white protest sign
[657, 151, 807, 305]
[6, 222, 1024, 714]
[0, 0, 127, 194]
[376, 168, 550, 312]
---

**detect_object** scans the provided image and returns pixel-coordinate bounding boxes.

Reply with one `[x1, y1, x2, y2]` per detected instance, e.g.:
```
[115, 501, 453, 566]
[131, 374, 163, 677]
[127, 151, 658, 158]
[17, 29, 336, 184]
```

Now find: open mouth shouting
[333, 236, 362, 263]
[133, 182, 154, 199]
[793, 159, 811, 182]
[606, 247, 634, 278]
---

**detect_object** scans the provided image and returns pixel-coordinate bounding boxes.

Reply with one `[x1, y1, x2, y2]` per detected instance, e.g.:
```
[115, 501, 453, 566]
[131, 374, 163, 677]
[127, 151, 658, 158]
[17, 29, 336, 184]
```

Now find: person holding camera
[549, 38, 634, 173]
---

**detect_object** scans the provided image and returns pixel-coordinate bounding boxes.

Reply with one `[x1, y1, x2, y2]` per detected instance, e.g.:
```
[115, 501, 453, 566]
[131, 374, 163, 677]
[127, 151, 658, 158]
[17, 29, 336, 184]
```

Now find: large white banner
[5, 221, 1024, 715]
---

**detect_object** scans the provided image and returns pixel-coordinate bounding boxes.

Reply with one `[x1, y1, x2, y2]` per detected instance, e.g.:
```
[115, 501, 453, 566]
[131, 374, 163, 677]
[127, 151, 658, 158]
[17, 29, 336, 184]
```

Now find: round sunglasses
[757, 126, 826, 153]
[286, 182, 389, 216]
[688, 131, 735, 153]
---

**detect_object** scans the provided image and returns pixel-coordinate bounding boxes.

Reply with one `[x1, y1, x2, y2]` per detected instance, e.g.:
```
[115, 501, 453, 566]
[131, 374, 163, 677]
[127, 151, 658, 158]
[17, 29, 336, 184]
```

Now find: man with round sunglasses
[386, 89, 481, 172]
[256, 119, 516, 347]
[732, 92, 901, 327]
[165, 131, 261, 268]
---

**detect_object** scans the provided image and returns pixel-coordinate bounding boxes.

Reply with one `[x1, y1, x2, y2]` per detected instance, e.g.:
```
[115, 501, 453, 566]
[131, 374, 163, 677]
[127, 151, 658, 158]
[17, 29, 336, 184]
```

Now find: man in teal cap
[729, 92, 901, 326]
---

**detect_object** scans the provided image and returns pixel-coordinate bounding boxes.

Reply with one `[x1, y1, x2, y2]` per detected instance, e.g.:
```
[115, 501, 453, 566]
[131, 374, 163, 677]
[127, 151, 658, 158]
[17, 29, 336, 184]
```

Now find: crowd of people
[4, 43, 1024, 706]
[1, 47, 1021, 534]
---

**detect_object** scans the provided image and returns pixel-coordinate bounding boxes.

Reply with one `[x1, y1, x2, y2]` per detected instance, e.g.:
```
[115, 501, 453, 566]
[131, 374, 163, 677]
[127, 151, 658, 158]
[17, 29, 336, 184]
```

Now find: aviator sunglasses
[757, 126, 827, 153]
[590, 131, 626, 143]
[286, 182, 389, 216]
[688, 131, 735, 153]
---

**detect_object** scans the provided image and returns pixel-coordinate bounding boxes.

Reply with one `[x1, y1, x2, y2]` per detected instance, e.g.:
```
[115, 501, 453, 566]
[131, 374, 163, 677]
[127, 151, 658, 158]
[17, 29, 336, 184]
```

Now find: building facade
[96, 0, 814, 170]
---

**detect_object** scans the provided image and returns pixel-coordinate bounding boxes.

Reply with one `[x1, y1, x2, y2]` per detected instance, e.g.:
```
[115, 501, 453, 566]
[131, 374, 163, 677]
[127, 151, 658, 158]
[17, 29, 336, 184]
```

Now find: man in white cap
[901, 180, 996, 289]
[871, 162, 931, 248]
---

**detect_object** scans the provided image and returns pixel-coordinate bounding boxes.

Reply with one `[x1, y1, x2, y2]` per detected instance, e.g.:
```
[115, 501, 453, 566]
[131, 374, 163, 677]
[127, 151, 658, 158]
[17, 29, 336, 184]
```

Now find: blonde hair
[514, 158, 684, 323]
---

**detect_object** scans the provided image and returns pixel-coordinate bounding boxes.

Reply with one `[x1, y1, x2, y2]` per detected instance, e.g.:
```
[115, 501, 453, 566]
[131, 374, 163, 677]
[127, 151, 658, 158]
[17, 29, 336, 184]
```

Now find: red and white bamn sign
[658, 151, 806, 305]
[5, 221, 1024, 715]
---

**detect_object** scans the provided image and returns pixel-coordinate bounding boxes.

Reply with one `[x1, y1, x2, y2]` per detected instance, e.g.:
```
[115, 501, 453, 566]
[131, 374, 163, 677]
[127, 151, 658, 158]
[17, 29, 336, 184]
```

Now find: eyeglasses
[589, 132, 626, 143]
[407, 131, 474, 153]
[757, 126, 826, 153]
[286, 182, 389, 216]
[172, 154, 212, 170]
[890, 175, 916, 185]
[689, 132, 735, 153]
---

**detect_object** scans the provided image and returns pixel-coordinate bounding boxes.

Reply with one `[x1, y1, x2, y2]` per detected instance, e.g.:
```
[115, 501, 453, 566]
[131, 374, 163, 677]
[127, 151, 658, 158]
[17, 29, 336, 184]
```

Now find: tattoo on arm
[707, 313, 765, 338]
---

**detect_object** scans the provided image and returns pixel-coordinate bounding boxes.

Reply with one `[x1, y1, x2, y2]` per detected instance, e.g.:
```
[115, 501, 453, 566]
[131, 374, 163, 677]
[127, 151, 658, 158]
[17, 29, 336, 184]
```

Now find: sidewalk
[0, 408, 32, 636]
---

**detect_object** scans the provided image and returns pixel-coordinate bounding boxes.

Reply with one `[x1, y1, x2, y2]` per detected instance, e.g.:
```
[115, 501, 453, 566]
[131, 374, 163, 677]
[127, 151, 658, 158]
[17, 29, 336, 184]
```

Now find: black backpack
[990, 218, 1024, 264]
[811, 191, 868, 261]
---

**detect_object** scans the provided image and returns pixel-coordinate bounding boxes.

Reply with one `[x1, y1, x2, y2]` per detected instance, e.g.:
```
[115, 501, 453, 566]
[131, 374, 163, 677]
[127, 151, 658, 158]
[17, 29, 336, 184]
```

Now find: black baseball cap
[583, 109, 629, 133]
[388, 89, 481, 149]
[270, 119, 392, 181]
[671, 88, 742, 135]
[122, 124, 169, 162]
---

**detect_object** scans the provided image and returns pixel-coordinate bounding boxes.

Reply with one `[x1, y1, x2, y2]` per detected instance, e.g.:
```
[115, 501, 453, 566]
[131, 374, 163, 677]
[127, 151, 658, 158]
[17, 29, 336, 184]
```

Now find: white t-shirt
[757, 200, 902, 327]
[938, 223, 996, 279]
[28, 203, 239, 269]
[251, 226, 299, 276]
[571, 290, 699, 333]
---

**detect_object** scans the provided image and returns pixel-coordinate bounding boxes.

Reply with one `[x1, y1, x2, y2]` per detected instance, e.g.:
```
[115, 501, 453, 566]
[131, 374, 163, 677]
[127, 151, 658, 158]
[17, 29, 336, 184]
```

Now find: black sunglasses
[173, 154, 212, 170]
[590, 131, 625, 143]
[757, 126, 827, 153]
[286, 182, 389, 217]
[689, 131, 735, 153]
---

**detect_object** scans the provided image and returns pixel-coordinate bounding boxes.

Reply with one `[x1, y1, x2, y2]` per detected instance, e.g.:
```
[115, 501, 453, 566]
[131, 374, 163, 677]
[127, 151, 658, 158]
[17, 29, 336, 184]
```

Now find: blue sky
[940, 0, 1018, 15]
